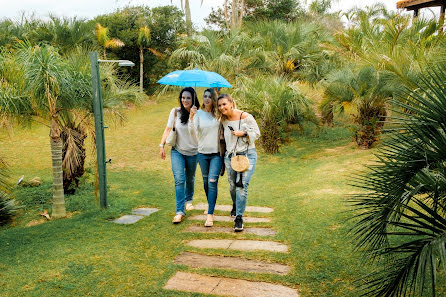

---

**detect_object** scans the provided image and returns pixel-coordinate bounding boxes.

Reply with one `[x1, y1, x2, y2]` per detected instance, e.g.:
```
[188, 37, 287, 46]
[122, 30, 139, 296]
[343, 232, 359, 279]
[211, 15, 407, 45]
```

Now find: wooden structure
[397, 0, 446, 19]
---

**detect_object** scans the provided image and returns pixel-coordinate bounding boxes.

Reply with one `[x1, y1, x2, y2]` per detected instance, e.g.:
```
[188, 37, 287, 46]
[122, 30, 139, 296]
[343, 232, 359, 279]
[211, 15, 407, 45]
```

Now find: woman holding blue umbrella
[159, 87, 200, 224]
[189, 88, 223, 227]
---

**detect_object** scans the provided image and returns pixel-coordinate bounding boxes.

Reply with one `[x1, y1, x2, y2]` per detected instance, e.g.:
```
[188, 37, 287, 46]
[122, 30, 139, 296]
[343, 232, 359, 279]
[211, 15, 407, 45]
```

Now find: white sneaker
[186, 203, 194, 211]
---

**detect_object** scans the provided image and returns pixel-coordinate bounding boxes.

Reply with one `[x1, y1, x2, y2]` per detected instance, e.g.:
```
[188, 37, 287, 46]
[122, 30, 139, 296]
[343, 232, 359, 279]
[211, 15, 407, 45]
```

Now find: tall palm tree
[349, 65, 446, 297]
[137, 26, 151, 93]
[95, 23, 124, 58]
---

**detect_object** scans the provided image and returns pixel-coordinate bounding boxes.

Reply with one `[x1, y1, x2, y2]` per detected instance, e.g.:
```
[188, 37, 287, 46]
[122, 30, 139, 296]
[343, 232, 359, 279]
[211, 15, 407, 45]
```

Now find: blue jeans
[171, 148, 198, 215]
[197, 153, 223, 215]
[224, 149, 257, 217]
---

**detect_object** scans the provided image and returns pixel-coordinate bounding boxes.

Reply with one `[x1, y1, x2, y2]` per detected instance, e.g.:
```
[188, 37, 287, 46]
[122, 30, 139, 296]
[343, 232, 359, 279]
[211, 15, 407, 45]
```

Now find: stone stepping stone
[131, 207, 159, 216]
[195, 203, 274, 213]
[186, 239, 289, 253]
[184, 225, 276, 236]
[164, 271, 299, 297]
[189, 215, 271, 223]
[112, 215, 144, 225]
[175, 252, 290, 275]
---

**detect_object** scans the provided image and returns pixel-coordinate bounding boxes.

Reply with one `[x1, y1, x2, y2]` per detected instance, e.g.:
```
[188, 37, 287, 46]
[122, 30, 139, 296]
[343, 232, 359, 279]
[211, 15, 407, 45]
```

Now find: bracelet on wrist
[159, 144, 164, 148]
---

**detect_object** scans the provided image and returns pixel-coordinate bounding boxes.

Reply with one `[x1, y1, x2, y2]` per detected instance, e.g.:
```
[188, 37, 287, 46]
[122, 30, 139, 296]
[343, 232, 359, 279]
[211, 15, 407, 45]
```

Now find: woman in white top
[189, 88, 222, 227]
[159, 87, 200, 224]
[217, 94, 260, 232]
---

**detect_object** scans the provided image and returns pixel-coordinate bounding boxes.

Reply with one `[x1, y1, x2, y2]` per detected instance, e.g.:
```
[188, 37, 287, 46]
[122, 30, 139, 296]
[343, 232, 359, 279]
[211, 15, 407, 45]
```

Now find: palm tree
[7, 45, 74, 218]
[234, 74, 315, 153]
[137, 26, 151, 93]
[321, 66, 393, 149]
[95, 23, 124, 58]
[349, 65, 446, 297]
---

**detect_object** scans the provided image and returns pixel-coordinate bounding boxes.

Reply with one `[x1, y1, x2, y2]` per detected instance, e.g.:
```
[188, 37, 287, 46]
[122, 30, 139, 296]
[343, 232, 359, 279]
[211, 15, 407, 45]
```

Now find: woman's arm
[159, 126, 172, 160]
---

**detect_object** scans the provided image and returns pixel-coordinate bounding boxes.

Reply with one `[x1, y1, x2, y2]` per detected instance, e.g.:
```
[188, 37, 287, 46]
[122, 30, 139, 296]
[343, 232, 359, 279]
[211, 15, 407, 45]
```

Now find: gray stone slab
[187, 239, 233, 249]
[184, 225, 277, 236]
[189, 215, 271, 223]
[175, 252, 290, 275]
[230, 240, 289, 253]
[186, 239, 289, 253]
[131, 207, 159, 216]
[164, 272, 299, 297]
[112, 215, 144, 225]
[195, 203, 274, 213]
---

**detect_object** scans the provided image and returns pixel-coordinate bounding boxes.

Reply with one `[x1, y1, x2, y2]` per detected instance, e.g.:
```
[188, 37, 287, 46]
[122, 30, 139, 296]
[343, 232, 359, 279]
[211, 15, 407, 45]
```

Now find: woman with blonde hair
[217, 94, 260, 231]
[189, 88, 223, 227]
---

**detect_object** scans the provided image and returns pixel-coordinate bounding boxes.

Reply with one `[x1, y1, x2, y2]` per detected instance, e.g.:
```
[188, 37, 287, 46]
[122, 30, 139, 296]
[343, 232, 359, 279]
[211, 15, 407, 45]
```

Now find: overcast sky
[0, 0, 438, 28]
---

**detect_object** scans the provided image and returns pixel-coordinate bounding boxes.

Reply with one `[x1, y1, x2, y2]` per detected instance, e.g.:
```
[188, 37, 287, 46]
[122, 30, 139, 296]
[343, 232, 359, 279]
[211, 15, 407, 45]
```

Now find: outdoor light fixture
[98, 59, 135, 67]
[90, 52, 135, 209]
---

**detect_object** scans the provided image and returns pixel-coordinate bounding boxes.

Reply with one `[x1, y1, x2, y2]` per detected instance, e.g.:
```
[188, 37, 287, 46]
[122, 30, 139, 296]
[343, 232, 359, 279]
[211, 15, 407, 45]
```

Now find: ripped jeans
[224, 148, 257, 217]
[197, 153, 223, 215]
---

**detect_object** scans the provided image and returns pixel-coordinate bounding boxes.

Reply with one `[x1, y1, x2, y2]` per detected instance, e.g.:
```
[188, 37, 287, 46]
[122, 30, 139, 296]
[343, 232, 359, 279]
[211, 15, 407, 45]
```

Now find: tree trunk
[139, 46, 144, 93]
[231, 0, 239, 31]
[238, 0, 245, 29]
[50, 118, 66, 218]
[185, 0, 192, 36]
[224, 0, 230, 29]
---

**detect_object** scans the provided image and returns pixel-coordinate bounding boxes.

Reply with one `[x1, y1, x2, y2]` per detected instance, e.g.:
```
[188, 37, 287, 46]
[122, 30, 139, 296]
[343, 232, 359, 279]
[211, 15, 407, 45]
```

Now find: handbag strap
[232, 112, 249, 154]
[172, 108, 178, 130]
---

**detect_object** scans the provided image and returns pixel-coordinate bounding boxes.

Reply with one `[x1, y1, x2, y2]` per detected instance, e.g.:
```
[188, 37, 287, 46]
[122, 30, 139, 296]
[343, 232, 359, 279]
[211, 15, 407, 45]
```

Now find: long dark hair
[178, 87, 200, 124]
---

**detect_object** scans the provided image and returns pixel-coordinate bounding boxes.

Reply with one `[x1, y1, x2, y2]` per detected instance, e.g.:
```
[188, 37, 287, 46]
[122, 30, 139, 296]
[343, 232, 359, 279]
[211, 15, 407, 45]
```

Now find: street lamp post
[89, 51, 135, 208]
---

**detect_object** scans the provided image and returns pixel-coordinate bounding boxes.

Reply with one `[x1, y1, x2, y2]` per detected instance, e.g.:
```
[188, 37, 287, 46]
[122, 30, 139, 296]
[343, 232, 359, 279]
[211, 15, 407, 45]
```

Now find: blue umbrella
[157, 69, 232, 88]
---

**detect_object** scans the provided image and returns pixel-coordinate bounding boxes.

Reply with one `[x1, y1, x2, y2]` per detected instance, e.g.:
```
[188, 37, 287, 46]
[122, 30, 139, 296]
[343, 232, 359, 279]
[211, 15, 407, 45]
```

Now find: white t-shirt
[188, 110, 219, 154]
[167, 108, 198, 156]
[222, 114, 260, 154]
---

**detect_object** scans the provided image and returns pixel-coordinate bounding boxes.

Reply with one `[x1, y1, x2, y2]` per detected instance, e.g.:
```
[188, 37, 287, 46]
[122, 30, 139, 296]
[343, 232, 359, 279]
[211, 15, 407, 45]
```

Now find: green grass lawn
[1, 95, 376, 297]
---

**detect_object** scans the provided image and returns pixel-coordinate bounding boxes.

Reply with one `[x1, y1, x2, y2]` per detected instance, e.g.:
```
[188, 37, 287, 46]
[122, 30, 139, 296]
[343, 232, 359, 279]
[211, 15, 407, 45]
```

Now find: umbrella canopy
[157, 69, 232, 88]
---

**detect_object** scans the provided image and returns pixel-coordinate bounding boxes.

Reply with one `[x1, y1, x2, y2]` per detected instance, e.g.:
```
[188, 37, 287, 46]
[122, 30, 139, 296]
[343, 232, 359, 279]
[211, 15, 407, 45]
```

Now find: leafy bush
[234, 75, 316, 153]
[0, 158, 18, 226]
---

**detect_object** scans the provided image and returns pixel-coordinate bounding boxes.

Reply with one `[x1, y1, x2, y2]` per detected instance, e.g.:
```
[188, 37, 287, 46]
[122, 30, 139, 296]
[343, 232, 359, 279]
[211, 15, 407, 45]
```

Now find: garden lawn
[0, 95, 375, 297]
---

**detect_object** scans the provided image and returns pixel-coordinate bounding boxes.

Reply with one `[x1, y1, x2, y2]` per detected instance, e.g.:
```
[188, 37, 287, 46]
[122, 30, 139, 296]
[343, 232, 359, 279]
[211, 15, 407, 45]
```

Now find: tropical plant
[321, 66, 393, 149]
[349, 65, 446, 297]
[25, 16, 95, 54]
[0, 157, 18, 226]
[0, 44, 143, 215]
[95, 23, 124, 58]
[234, 75, 315, 153]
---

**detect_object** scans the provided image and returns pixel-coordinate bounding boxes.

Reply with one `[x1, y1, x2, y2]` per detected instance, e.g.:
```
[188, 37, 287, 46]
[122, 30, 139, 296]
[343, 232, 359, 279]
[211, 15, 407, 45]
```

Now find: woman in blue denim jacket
[217, 94, 260, 232]
[189, 88, 222, 227]
[159, 87, 200, 224]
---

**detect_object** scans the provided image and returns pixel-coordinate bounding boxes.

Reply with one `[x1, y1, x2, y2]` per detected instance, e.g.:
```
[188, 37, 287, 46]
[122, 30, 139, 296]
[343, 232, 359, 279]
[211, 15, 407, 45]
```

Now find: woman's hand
[190, 106, 197, 120]
[232, 130, 247, 137]
[160, 146, 166, 160]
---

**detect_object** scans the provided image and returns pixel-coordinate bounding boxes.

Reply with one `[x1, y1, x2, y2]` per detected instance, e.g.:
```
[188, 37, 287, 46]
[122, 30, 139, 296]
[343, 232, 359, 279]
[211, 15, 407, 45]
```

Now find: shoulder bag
[165, 108, 178, 146]
[230, 112, 250, 173]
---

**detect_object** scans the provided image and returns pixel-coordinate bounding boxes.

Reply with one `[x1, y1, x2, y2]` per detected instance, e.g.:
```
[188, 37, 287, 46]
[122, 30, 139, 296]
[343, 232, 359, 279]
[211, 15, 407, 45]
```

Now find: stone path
[164, 272, 299, 297]
[164, 205, 299, 296]
[189, 215, 271, 223]
[175, 252, 290, 275]
[195, 203, 274, 213]
[187, 239, 289, 253]
[184, 226, 277, 236]
[112, 207, 159, 224]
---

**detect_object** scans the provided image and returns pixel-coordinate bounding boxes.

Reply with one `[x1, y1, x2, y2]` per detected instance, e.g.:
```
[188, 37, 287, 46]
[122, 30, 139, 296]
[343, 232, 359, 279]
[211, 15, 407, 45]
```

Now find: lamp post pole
[90, 51, 108, 208]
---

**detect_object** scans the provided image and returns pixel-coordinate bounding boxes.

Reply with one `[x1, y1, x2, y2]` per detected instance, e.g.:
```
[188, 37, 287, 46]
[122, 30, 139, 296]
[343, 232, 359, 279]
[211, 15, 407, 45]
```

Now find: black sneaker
[234, 215, 243, 232]
[230, 205, 236, 218]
